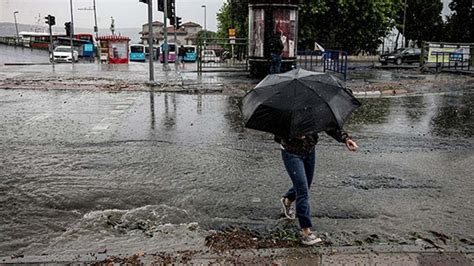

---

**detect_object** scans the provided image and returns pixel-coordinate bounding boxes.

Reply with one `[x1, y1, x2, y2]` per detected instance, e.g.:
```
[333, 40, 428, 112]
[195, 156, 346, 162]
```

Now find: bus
[159, 43, 177, 63]
[183, 45, 197, 62]
[130, 44, 146, 62]
[20, 32, 66, 49]
[20, 32, 95, 58]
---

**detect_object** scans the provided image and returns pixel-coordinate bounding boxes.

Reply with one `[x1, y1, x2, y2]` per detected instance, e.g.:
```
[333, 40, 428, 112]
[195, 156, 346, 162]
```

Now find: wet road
[0, 87, 473, 256]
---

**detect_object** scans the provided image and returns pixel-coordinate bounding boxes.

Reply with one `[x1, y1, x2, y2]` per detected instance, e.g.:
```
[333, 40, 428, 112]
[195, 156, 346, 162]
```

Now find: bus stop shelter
[97, 35, 130, 64]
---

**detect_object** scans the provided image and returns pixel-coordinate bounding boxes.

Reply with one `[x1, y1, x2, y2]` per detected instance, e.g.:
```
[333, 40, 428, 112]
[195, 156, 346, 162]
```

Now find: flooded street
[0, 87, 473, 256]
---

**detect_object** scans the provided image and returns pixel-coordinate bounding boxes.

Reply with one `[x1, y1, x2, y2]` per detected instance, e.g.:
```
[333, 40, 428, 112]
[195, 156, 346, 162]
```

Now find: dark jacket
[178, 47, 186, 57]
[274, 129, 351, 156]
[269, 35, 284, 55]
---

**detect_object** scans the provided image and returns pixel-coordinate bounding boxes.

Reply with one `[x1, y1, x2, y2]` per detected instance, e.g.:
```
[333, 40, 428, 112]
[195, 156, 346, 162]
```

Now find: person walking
[268, 31, 284, 74]
[275, 129, 358, 245]
[178, 45, 186, 69]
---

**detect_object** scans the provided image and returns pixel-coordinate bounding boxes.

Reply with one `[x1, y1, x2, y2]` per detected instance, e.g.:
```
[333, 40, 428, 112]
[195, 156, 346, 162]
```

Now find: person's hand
[345, 139, 358, 152]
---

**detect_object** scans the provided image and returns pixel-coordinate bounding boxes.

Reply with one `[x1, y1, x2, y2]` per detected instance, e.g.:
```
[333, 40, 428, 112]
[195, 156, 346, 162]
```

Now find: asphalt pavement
[0, 44, 473, 264]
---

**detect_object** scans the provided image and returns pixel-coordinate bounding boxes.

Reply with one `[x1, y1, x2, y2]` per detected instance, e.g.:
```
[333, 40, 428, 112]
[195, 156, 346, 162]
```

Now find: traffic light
[158, 0, 164, 11]
[45, 15, 55, 26]
[65, 22, 71, 36]
[167, 0, 175, 19]
[175, 16, 182, 29]
[139, 0, 149, 3]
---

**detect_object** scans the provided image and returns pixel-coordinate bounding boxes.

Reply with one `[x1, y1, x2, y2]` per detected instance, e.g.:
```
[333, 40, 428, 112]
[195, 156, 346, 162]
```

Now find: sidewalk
[2, 245, 472, 265]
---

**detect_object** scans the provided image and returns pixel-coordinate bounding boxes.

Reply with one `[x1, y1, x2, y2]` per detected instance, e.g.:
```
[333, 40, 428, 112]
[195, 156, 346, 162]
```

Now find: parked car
[53, 46, 79, 63]
[379, 48, 421, 65]
[201, 49, 220, 63]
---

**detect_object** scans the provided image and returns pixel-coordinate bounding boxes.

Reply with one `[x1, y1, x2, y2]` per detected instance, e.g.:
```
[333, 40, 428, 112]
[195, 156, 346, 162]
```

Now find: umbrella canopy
[241, 68, 361, 138]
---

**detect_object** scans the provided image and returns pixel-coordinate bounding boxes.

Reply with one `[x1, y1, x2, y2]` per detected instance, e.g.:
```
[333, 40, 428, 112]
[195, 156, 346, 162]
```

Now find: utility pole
[110, 16, 115, 35]
[13, 11, 20, 45]
[93, 0, 99, 40]
[202, 5, 207, 49]
[47, 15, 55, 68]
[402, 0, 407, 48]
[173, 19, 178, 68]
[70, 0, 75, 67]
[147, 0, 154, 82]
[78, 2, 99, 62]
[140, 0, 155, 82]
[163, 0, 169, 70]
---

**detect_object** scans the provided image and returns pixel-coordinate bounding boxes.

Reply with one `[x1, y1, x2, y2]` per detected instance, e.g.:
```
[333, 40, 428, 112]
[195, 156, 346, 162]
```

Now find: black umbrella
[241, 68, 361, 138]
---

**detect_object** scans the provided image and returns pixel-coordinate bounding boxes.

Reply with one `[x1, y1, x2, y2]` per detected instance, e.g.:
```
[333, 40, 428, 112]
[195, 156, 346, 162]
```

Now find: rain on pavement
[0, 45, 473, 256]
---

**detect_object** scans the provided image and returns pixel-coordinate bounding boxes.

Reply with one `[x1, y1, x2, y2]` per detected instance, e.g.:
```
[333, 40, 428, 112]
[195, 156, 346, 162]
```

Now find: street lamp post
[201, 5, 206, 35]
[70, 0, 75, 67]
[93, 0, 99, 40]
[402, 0, 407, 48]
[201, 4, 206, 49]
[13, 11, 20, 45]
[78, 1, 99, 62]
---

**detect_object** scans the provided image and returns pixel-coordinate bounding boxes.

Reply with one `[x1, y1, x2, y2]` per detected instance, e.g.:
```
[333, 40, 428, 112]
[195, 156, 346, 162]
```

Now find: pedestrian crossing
[85, 95, 138, 138]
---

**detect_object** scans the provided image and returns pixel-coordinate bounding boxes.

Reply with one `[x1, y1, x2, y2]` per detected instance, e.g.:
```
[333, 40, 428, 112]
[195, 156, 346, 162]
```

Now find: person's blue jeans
[282, 148, 316, 229]
[270, 53, 282, 74]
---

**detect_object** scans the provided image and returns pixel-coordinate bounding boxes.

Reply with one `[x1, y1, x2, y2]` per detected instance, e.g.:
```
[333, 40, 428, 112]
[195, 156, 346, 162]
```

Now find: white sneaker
[301, 233, 322, 245]
[280, 198, 295, 220]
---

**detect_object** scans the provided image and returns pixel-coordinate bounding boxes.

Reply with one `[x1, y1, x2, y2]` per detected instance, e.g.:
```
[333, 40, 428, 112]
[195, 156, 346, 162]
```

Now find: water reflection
[197, 95, 202, 114]
[162, 93, 177, 130]
[314, 92, 471, 139]
[348, 98, 391, 126]
[149, 91, 155, 130]
[431, 94, 473, 138]
[400, 96, 427, 122]
[120, 91, 473, 143]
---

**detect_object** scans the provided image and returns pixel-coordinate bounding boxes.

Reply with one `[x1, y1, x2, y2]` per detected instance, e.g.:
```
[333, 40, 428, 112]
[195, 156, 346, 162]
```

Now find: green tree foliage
[299, 0, 402, 54]
[444, 0, 474, 43]
[217, 0, 401, 54]
[395, 0, 443, 47]
[217, 0, 249, 39]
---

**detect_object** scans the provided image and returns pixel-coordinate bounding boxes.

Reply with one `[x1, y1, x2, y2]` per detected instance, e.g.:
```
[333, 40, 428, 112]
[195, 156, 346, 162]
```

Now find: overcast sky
[0, 0, 225, 30]
[1, 0, 453, 31]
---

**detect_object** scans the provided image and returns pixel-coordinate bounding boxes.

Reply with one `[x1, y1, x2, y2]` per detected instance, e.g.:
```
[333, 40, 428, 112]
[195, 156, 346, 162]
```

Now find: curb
[3, 62, 51, 66]
[2, 245, 473, 265]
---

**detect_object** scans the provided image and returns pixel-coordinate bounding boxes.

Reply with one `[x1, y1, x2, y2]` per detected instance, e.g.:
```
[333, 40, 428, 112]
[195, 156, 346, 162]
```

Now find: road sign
[228, 28, 236, 37]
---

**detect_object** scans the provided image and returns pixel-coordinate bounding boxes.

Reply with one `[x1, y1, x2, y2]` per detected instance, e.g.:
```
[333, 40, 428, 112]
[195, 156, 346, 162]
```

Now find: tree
[444, 0, 474, 43]
[395, 0, 444, 47]
[299, 0, 402, 54]
[216, 0, 249, 39]
[217, 0, 402, 54]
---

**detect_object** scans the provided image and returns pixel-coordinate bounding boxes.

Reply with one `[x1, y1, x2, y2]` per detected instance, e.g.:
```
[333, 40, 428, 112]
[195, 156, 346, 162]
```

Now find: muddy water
[0, 89, 473, 256]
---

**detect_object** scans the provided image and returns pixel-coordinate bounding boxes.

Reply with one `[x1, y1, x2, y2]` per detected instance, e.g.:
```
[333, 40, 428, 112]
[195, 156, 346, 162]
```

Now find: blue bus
[183, 45, 197, 62]
[130, 44, 146, 62]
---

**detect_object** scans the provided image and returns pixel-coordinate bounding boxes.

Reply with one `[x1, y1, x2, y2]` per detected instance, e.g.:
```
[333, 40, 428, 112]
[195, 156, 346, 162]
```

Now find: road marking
[86, 94, 138, 137]
[110, 110, 125, 115]
[114, 104, 130, 110]
[24, 113, 50, 125]
[91, 123, 110, 131]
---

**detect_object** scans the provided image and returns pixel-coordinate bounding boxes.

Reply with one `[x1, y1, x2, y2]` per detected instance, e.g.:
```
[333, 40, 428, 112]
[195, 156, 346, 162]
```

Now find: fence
[0, 36, 24, 46]
[196, 37, 248, 73]
[296, 49, 348, 81]
[434, 52, 472, 72]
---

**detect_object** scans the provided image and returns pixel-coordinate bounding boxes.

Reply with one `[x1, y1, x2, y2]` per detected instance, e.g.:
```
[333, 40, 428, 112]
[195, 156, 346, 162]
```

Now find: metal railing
[0, 36, 24, 46]
[296, 50, 323, 71]
[196, 37, 248, 73]
[434, 52, 471, 72]
[323, 50, 348, 81]
[296, 49, 348, 80]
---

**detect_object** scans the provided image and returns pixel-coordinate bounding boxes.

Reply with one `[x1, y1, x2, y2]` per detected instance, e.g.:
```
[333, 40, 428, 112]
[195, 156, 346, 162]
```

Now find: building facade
[140, 21, 202, 46]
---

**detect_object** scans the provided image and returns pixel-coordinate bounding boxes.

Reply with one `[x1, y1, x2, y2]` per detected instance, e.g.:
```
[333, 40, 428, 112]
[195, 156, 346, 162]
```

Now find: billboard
[428, 43, 471, 63]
